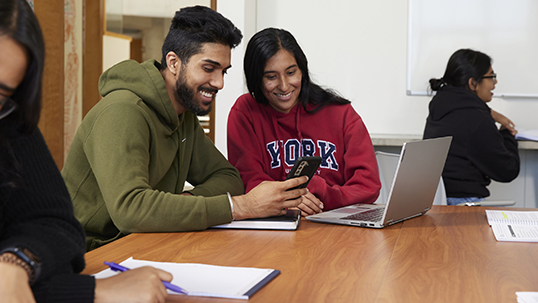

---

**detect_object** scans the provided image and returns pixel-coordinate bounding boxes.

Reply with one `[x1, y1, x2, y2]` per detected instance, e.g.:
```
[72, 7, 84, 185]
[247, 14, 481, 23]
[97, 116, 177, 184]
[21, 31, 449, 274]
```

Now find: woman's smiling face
[0, 34, 28, 98]
[261, 49, 302, 113]
[474, 66, 497, 102]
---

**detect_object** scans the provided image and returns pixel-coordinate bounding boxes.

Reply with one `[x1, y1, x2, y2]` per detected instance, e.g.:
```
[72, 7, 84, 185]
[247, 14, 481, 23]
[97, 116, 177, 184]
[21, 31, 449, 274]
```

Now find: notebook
[306, 136, 452, 228]
[94, 257, 280, 300]
[211, 209, 301, 230]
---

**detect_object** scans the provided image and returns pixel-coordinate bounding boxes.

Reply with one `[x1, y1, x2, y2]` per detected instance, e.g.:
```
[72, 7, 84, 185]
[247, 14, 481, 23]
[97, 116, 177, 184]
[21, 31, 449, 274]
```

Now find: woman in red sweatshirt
[227, 28, 381, 216]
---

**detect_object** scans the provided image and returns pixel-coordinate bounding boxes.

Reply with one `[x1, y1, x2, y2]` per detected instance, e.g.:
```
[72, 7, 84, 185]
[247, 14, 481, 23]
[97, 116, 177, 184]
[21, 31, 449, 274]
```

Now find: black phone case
[285, 156, 322, 190]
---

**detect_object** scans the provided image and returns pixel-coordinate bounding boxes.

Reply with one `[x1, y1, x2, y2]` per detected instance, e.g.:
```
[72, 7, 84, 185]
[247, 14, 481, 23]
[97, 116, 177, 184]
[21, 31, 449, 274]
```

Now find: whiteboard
[407, 0, 538, 98]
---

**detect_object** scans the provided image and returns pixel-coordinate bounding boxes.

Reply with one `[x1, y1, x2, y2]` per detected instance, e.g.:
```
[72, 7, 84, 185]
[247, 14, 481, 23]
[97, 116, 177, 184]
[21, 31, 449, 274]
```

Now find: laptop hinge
[389, 213, 422, 225]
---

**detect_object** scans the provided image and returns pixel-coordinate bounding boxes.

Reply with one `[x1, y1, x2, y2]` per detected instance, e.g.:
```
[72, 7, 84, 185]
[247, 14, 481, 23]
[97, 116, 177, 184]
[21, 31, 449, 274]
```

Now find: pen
[104, 261, 188, 295]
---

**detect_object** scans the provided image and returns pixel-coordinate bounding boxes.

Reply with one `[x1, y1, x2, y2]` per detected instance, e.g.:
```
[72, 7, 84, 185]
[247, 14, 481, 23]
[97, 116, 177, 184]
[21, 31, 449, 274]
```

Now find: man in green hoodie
[62, 6, 308, 251]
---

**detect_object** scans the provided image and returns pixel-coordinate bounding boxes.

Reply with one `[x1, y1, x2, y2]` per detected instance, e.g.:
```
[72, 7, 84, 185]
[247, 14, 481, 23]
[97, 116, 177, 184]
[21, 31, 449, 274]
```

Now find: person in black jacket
[0, 1, 172, 302]
[423, 49, 520, 205]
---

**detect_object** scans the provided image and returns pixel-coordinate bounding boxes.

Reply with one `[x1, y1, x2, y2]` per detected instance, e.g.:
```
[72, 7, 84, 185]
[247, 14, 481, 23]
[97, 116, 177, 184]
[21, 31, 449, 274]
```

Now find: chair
[374, 151, 516, 207]
[374, 151, 446, 205]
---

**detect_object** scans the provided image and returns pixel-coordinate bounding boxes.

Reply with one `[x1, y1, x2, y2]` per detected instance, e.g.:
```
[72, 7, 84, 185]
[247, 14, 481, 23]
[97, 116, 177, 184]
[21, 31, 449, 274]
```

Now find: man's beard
[175, 70, 216, 116]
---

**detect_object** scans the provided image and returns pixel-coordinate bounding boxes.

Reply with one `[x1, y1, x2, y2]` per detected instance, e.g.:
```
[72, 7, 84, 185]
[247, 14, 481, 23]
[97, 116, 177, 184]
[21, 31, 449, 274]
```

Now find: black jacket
[423, 86, 520, 198]
[0, 128, 94, 303]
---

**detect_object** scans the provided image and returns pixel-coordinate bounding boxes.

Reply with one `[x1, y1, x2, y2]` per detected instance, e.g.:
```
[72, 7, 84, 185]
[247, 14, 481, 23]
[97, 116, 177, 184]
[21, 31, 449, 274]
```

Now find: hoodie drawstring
[269, 105, 304, 180]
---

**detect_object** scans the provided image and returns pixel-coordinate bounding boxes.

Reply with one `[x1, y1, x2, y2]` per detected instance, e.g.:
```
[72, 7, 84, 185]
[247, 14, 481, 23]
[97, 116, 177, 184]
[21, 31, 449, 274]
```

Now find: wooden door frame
[208, 0, 217, 143]
[83, 0, 104, 117]
[34, 0, 65, 169]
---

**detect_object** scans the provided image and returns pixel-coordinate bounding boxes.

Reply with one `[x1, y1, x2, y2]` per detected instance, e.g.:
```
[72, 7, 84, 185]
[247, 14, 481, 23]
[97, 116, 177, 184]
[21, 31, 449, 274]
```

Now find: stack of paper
[517, 292, 538, 303]
[485, 210, 538, 242]
[515, 129, 538, 142]
[94, 257, 280, 299]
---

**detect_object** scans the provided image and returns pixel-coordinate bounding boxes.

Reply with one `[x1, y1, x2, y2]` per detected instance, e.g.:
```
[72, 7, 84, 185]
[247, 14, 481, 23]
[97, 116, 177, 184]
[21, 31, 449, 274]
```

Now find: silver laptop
[306, 136, 452, 228]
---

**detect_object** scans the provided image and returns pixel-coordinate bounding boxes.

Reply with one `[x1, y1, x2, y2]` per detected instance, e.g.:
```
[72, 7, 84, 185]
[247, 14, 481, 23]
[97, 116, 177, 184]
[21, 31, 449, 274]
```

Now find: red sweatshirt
[227, 93, 380, 210]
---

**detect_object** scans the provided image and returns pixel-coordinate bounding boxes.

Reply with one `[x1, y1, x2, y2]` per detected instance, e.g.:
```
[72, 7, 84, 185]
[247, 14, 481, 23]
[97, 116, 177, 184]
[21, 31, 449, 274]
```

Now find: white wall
[215, 0, 256, 156]
[113, 0, 211, 18]
[214, 0, 538, 155]
[408, 0, 538, 98]
[102, 34, 131, 72]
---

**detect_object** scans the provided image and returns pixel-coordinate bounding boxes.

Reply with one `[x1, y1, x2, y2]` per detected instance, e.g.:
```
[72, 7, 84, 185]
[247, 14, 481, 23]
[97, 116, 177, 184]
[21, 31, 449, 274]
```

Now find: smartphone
[285, 156, 322, 190]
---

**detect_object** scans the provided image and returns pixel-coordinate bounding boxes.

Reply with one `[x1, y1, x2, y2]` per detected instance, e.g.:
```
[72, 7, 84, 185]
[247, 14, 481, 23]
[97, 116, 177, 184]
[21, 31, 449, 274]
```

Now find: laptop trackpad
[331, 206, 371, 214]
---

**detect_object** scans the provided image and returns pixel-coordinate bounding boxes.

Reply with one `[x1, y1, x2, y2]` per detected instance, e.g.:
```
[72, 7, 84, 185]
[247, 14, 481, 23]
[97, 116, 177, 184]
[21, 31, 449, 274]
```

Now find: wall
[408, 0, 538, 98]
[103, 34, 131, 72]
[215, 0, 538, 207]
[215, 0, 256, 156]
[215, 0, 538, 155]
[144, 18, 171, 62]
[119, 0, 210, 18]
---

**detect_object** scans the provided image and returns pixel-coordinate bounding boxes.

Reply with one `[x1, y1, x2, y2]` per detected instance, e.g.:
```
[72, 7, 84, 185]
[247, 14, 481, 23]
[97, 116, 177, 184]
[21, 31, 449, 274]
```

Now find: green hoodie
[62, 60, 244, 251]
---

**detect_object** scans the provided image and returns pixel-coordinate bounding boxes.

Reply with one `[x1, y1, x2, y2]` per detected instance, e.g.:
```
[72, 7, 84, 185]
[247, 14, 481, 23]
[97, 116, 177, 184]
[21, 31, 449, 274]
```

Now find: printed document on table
[94, 257, 280, 299]
[515, 129, 538, 142]
[490, 224, 538, 242]
[485, 210, 538, 226]
[517, 292, 538, 303]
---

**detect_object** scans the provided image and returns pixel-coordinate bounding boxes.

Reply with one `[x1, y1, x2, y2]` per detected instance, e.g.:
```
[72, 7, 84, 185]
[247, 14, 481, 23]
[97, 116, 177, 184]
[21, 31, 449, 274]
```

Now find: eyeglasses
[0, 93, 18, 120]
[482, 73, 497, 81]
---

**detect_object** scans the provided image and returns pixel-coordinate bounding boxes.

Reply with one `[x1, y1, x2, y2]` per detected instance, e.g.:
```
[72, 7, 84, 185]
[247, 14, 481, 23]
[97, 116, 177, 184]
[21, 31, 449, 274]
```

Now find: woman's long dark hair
[430, 48, 492, 92]
[0, 0, 45, 190]
[0, 0, 44, 135]
[244, 28, 350, 113]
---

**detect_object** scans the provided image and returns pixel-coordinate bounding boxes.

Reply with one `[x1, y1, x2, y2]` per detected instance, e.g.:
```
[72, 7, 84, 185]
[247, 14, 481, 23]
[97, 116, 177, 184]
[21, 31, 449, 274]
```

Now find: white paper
[94, 257, 277, 299]
[485, 210, 538, 226]
[515, 129, 538, 142]
[491, 224, 538, 242]
[517, 292, 538, 303]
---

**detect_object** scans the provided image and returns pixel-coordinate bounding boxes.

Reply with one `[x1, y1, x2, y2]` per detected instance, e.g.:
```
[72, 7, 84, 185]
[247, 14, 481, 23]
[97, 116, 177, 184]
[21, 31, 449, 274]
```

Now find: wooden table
[82, 206, 538, 302]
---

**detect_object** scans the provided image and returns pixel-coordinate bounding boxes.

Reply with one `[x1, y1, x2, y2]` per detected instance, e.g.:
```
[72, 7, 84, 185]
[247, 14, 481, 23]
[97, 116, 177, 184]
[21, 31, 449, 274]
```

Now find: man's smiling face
[173, 42, 231, 116]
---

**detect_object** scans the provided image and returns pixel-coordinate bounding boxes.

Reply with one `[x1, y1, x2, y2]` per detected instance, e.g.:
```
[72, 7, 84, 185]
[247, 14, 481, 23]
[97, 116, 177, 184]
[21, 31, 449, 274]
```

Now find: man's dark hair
[160, 6, 242, 69]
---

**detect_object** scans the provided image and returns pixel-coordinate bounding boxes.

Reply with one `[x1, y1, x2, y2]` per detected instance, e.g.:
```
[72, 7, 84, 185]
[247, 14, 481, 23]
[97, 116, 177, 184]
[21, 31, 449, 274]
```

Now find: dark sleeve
[467, 120, 520, 182]
[33, 274, 95, 303]
[0, 128, 94, 302]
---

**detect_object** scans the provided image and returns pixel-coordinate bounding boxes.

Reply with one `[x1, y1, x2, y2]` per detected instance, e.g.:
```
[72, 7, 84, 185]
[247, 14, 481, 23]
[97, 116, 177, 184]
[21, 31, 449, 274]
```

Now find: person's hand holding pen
[94, 266, 174, 303]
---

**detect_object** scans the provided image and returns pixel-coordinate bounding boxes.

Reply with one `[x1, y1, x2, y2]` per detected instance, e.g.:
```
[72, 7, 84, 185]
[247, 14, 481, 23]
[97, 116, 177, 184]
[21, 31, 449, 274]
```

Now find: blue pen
[104, 261, 188, 295]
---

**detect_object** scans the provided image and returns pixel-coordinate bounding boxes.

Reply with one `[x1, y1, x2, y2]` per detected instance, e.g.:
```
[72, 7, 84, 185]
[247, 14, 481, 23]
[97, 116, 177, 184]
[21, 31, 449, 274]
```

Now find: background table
[82, 206, 538, 302]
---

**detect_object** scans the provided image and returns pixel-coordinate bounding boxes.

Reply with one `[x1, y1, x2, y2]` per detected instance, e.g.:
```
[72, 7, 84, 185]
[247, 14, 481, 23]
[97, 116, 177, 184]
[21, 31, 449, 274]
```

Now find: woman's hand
[95, 266, 173, 303]
[294, 191, 324, 216]
[491, 109, 517, 136]
[0, 262, 36, 303]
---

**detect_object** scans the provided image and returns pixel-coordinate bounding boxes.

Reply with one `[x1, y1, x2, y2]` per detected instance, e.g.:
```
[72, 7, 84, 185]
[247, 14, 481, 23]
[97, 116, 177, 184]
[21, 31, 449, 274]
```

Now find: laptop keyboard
[341, 208, 384, 222]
